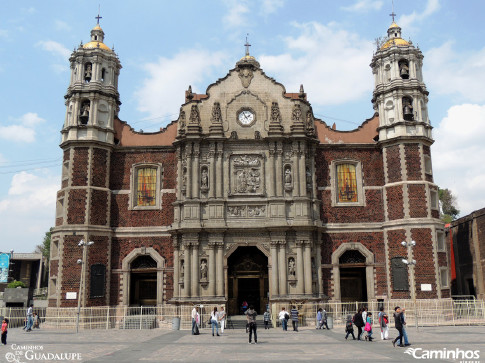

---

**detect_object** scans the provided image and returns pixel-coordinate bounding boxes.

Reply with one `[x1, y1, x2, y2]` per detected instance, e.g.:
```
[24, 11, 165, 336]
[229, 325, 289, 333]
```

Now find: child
[1, 318, 8, 345]
[365, 312, 373, 341]
[345, 315, 355, 340]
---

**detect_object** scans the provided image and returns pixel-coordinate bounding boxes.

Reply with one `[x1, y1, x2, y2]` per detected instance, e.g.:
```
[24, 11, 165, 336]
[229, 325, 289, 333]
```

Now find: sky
[1, 0, 484, 253]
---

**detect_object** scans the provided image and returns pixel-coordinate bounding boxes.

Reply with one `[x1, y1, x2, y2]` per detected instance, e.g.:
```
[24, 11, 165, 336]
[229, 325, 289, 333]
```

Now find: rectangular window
[90, 264, 106, 298]
[437, 231, 446, 252]
[440, 268, 449, 289]
[136, 168, 157, 206]
[391, 257, 409, 291]
[337, 164, 358, 203]
[430, 189, 439, 210]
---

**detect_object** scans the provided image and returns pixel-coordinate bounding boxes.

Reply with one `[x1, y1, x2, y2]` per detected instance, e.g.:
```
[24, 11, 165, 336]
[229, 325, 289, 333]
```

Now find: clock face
[238, 110, 255, 125]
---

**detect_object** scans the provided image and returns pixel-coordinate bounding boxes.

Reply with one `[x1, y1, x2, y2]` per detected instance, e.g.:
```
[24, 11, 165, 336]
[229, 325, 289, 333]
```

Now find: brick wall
[67, 189, 87, 224]
[387, 229, 411, 299]
[71, 147, 89, 186]
[411, 228, 438, 298]
[85, 235, 110, 306]
[408, 184, 428, 218]
[91, 148, 108, 187]
[90, 189, 108, 225]
[59, 235, 84, 307]
[386, 145, 401, 183]
[405, 143, 422, 181]
[386, 185, 404, 220]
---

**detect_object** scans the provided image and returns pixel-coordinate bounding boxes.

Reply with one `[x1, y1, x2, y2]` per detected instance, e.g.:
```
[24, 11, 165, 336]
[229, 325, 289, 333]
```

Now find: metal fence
[1, 299, 484, 331]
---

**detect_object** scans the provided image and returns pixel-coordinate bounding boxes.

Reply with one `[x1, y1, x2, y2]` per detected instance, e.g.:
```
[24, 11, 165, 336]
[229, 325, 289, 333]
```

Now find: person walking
[246, 305, 258, 344]
[278, 307, 288, 331]
[378, 306, 389, 340]
[353, 308, 364, 340]
[364, 312, 373, 341]
[392, 306, 404, 347]
[345, 315, 356, 340]
[211, 307, 220, 337]
[401, 308, 411, 346]
[25, 304, 33, 332]
[219, 306, 226, 334]
[321, 309, 329, 329]
[290, 306, 299, 332]
[191, 306, 199, 335]
[1, 318, 8, 345]
[316, 308, 323, 329]
[263, 309, 270, 329]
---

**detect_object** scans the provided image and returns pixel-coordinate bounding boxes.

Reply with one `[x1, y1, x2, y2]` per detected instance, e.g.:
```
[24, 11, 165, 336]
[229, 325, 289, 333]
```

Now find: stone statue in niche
[84, 64, 92, 82]
[285, 167, 292, 184]
[288, 257, 296, 278]
[211, 102, 222, 123]
[180, 260, 184, 279]
[230, 131, 238, 139]
[178, 108, 186, 134]
[189, 104, 200, 124]
[238, 67, 253, 88]
[292, 104, 302, 123]
[200, 168, 209, 191]
[306, 167, 312, 191]
[270, 102, 281, 123]
[200, 259, 208, 280]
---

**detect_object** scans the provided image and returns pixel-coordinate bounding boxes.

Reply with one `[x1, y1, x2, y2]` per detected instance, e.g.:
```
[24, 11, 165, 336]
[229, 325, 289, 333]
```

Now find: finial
[389, 0, 396, 22]
[95, 5, 102, 25]
[300, 84, 304, 94]
[244, 33, 251, 56]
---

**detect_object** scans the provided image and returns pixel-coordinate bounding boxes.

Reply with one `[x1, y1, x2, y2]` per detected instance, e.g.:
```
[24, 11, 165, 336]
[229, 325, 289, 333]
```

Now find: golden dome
[389, 21, 400, 29]
[83, 41, 112, 51]
[380, 37, 409, 49]
[93, 24, 102, 31]
[240, 55, 256, 61]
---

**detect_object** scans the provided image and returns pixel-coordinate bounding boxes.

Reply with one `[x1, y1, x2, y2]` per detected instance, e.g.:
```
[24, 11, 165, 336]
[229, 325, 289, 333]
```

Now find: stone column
[299, 144, 307, 197]
[303, 242, 312, 294]
[275, 142, 283, 196]
[208, 144, 215, 199]
[292, 141, 300, 196]
[192, 143, 200, 199]
[176, 148, 183, 200]
[216, 145, 223, 198]
[296, 241, 304, 294]
[216, 243, 224, 297]
[186, 143, 192, 199]
[208, 243, 216, 296]
[173, 241, 180, 298]
[270, 242, 279, 297]
[315, 241, 323, 296]
[267, 146, 275, 197]
[191, 242, 199, 297]
[183, 243, 191, 297]
[278, 242, 287, 295]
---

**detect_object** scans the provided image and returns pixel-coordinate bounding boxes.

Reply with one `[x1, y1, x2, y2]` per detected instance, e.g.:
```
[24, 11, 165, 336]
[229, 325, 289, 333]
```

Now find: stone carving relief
[232, 155, 262, 194]
[270, 102, 281, 123]
[211, 102, 222, 124]
[284, 165, 293, 192]
[200, 166, 209, 193]
[227, 206, 246, 217]
[200, 259, 208, 281]
[182, 167, 187, 195]
[306, 166, 312, 191]
[292, 104, 302, 123]
[238, 67, 254, 88]
[189, 104, 200, 124]
[248, 205, 266, 217]
[178, 108, 186, 135]
[180, 260, 184, 281]
[227, 205, 266, 217]
[306, 110, 315, 135]
[288, 257, 296, 279]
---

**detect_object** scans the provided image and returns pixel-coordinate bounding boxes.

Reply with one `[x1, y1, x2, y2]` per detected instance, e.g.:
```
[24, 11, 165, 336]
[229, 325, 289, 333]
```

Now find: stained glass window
[136, 168, 157, 206]
[337, 164, 358, 203]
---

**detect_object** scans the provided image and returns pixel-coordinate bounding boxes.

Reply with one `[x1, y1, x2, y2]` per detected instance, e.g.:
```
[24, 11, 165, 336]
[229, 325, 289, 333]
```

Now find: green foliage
[35, 227, 53, 261]
[439, 188, 460, 223]
[7, 280, 26, 288]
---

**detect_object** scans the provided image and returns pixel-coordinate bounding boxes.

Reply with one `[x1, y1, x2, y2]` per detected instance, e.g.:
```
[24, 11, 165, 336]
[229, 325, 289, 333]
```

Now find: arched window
[136, 167, 157, 207]
[84, 62, 92, 83]
[398, 59, 409, 79]
[402, 96, 414, 121]
[337, 164, 358, 203]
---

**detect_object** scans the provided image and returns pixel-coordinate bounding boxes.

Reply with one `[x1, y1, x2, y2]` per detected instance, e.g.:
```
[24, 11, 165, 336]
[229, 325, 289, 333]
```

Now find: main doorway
[227, 246, 268, 315]
[129, 255, 157, 306]
[339, 250, 368, 302]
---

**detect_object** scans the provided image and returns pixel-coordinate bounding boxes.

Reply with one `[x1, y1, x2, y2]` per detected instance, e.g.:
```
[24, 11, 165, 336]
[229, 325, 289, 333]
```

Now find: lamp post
[76, 239, 94, 333]
[401, 240, 418, 329]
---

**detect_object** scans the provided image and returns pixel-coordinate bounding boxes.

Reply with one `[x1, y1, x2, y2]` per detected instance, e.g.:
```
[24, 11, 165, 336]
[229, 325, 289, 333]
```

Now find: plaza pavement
[1, 325, 484, 362]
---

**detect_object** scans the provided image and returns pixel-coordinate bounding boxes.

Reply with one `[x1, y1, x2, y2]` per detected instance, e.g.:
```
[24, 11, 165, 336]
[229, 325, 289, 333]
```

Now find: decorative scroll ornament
[211, 102, 222, 124]
[238, 67, 254, 88]
[270, 102, 282, 123]
[189, 104, 200, 124]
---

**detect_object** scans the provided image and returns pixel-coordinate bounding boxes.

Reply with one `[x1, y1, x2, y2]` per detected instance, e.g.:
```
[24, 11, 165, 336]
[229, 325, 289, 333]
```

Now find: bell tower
[371, 18, 446, 300]
[49, 16, 121, 308]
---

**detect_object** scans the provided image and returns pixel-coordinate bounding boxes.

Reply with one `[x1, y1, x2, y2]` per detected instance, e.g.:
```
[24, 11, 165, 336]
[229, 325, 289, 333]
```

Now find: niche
[399, 59, 409, 79]
[84, 62, 92, 83]
[79, 100, 90, 125]
[402, 97, 414, 121]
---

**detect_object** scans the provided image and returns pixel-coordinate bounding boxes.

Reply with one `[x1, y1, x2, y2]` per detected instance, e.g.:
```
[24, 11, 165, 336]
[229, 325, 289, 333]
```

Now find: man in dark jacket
[392, 306, 404, 347]
[353, 308, 365, 340]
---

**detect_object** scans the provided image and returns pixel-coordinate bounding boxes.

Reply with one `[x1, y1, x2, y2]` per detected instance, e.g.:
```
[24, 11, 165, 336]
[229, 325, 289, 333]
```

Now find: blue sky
[1, 0, 485, 252]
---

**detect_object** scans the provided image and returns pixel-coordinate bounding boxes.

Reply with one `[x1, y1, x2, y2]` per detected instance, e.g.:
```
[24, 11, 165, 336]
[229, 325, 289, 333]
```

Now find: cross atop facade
[389, 0, 396, 22]
[95, 6, 102, 25]
[244, 34, 251, 56]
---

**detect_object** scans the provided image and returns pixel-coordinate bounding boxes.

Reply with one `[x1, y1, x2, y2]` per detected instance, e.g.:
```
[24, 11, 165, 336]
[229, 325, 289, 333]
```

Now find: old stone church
[48, 18, 450, 314]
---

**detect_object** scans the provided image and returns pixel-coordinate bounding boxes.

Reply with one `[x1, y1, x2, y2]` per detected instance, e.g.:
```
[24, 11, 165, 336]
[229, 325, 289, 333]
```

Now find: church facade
[48, 20, 450, 313]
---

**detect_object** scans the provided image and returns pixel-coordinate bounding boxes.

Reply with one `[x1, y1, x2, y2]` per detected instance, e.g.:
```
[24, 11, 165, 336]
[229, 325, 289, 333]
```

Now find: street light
[76, 239, 94, 333]
[401, 240, 418, 329]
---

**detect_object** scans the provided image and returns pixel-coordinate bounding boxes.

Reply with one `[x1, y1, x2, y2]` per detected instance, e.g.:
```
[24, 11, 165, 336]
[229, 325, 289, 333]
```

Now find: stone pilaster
[278, 241, 287, 295]
[270, 241, 279, 297]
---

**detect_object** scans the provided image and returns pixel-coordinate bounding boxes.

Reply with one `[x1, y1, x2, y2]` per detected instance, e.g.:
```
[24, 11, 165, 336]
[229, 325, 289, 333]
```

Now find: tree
[439, 188, 460, 223]
[35, 227, 53, 262]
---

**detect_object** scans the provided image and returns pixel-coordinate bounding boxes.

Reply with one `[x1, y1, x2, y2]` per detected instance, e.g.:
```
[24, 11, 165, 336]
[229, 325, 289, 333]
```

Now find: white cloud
[433, 104, 485, 216]
[259, 21, 374, 107]
[0, 112, 46, 143]
[341, 0, 383, 12]
[36, 40, 71, 59]
[425, 42, 485, 103]
[0, 170, 59, 253]
[260, 0, 285, 15]
[134, 49, 228, 124]
[223, 0, 250, 28]
[398, 0, 440, 29]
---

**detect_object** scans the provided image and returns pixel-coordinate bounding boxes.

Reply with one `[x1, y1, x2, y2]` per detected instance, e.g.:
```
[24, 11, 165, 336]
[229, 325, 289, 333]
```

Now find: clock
[238, 110, 255, 125]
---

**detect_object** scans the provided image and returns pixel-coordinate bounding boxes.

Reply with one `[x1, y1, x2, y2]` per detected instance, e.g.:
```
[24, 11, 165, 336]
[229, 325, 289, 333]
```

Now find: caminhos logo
[403, 347, 480, 361]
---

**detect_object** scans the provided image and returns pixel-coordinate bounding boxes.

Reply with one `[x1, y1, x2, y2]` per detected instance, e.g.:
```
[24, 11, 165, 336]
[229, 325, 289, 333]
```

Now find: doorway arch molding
[121, 247, 166, 306]
[331, 243, 375, 302]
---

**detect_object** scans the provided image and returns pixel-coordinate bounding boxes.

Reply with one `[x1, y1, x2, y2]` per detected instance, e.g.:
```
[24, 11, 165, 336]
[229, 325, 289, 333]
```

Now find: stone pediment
[177, 62, 316, 139]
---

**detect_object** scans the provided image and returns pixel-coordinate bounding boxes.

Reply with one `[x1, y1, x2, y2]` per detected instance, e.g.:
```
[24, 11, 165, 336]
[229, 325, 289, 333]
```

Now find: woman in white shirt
[278, 307, 288, 331]
[211, 307, 220, 336]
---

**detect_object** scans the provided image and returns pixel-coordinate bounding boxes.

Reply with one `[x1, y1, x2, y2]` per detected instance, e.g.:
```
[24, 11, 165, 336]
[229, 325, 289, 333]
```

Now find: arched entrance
[130, 255, 157, 306]
[339, 250, 367, 302]
[227, 246, 268, 315]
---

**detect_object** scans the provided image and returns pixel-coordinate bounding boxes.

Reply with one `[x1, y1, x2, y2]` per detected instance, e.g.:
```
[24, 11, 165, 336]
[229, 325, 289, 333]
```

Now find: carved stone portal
[231, 155, 262, 195]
